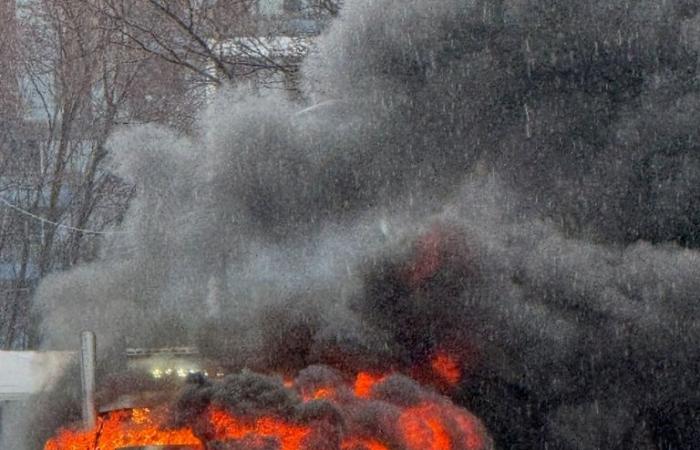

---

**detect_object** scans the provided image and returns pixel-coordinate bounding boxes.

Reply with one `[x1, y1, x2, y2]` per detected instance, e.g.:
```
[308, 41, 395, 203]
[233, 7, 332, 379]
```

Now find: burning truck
[41, 373, 493, 449]
[44, 361, 493, 450]
[40, 228, 494, 450]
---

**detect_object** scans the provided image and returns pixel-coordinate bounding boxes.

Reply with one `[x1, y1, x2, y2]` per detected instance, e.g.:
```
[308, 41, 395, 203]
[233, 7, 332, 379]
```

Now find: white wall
[0, 351, 75, 401]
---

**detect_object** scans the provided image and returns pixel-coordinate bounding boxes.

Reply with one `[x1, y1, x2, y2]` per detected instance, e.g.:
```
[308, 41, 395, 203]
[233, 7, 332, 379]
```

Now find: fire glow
[44, 370, 491, 449]
[430, 353, 462, 387]
[43, 408, 202, 450]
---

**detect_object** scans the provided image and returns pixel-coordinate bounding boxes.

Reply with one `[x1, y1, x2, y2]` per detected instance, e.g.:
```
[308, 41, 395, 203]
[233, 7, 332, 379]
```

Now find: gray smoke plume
[6, 0, 700, 448]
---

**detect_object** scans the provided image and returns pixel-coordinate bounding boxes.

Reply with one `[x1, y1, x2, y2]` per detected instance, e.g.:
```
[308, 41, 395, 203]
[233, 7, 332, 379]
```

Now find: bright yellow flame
[131, 408, 150, 424]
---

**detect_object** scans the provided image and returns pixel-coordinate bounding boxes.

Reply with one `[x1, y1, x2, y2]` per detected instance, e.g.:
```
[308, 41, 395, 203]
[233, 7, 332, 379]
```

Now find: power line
[0, 196, 128, 235]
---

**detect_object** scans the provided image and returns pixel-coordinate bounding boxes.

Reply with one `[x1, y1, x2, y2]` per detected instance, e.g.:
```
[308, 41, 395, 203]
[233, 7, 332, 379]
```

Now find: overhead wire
[0, 196, 128, 235]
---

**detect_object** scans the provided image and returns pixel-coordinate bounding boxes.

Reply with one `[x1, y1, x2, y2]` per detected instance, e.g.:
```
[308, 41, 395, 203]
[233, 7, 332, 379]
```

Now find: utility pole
[80, 331, 97, 429]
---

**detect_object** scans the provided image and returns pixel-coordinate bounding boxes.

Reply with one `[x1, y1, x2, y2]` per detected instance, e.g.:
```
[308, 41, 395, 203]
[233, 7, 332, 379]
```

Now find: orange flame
[341, 437, 391, 450]
[45, 371, 491, 450]
[431, 352, 462, 386]
[303, 385, 337, 401]
[353, 371, 387, 398]
[44, 408, 202, 450]
[399, 403, 451, 450]
[208, 406, 311, 449]
[399, 402, 487, 450]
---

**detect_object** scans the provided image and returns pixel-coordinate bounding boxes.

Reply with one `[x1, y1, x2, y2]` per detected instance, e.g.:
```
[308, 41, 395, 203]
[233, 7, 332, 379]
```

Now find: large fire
[43, 408, 202, 450]
[45, 369, 491, 449]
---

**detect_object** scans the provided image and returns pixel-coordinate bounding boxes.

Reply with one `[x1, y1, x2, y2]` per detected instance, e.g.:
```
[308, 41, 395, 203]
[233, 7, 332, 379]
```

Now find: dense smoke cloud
[169, 366, 491, 449]
[6, 0, 700, 448]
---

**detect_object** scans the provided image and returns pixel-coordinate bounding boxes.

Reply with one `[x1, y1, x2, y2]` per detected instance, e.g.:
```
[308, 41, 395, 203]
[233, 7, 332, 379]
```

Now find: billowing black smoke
[6, 0, 700, 448]
[170, 366, 490, 449]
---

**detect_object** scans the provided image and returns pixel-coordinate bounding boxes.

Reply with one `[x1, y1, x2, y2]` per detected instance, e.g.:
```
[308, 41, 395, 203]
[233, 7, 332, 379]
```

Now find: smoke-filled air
[6, 0, 700, 448]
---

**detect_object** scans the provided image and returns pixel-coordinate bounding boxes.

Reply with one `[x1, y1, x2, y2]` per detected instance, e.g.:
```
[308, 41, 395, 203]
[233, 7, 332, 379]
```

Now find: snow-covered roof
[209, 36, 312, 60]
[0, 351, 75, 401]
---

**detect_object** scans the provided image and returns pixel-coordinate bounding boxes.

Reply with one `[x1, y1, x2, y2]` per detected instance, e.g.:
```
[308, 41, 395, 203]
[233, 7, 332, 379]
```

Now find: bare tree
[0, 0, 137, 349]
[96, 0, 316, 93]
[0, 0, 339, 349]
